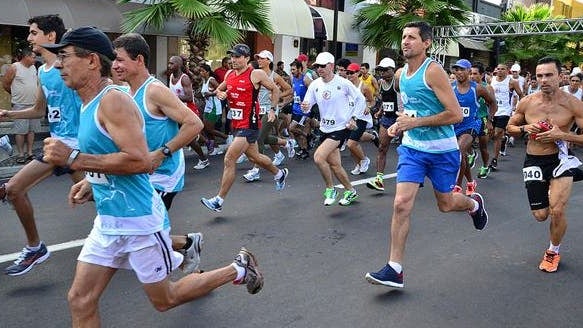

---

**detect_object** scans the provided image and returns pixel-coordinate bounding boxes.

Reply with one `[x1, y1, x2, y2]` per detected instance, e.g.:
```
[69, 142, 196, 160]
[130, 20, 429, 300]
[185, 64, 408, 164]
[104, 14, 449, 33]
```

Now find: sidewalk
[0, 139, 45, 179]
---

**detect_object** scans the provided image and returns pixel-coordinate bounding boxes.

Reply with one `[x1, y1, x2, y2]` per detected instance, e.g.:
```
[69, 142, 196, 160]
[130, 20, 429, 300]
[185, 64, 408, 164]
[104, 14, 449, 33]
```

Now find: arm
[511, 79, 525, 100]
[252, 69, 280, 109]
[506, 98, 527, 138]
[362, 85, 375, 115]
[0, 85, 47, 119]
[478, 84, 497, 119]
[177, 74, 194, 103]
[274, 73, 292, 99]
[2, 64, 15, 93]
[371, 75, 380, 98]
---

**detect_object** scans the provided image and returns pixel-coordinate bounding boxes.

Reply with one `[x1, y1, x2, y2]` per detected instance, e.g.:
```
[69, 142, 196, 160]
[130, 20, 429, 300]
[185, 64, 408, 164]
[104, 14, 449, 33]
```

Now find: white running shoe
[285, 139, 296, 158]
[209, 147, 223, 156]
[272, 152, 285, 166]
[359, 157, 371, 173]
[226, 134, 234, 146]
[193, 159, 210, 170]
[243, 167, 261, 182]
[351, 164, 361, 175]
[236, 153, 248, 164]
[181, 232, 204, 274]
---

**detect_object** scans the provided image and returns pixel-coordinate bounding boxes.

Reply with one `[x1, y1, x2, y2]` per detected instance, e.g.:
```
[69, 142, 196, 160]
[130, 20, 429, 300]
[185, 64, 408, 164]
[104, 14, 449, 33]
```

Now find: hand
[0, 109, 9, 121]
[535, 120, 563, 143]
[216, 91, 227, 100]
[267, 110, 276, 123]
[149, 150, 164, 174]
[43, 137, 72, 167]
[387, 122, 402, 137]
[300, 101, 310, 113]
[69, 179, 93, 207]
[345, 118, 357, 131]
[394, 111, 417, 132]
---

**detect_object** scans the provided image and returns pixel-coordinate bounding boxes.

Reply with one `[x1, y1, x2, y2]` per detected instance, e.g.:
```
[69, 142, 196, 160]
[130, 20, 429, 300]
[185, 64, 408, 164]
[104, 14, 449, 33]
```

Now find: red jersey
[225, 67, 260, 130]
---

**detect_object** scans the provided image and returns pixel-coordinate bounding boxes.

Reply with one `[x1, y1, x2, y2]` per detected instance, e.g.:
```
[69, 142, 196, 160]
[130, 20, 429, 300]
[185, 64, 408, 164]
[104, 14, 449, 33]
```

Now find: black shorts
[379, 116, 397, 129]
[234, 128, 260, 143]
[348, 119, 368, 141]
[156, 189, 177, 210]
[35, 153, 75, 176]
[523, 153, 576, 210]
[493, 115, 510, 129]
[320, 129, 350, 149]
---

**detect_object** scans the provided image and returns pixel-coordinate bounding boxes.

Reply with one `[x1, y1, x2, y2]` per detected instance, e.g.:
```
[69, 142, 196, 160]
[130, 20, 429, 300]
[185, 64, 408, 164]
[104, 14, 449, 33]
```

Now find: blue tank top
[399, 58, 458, 153]
[78, 85, 169, 235]
[133, 76, 185, 193]
[38, 64, 82, 147]
[291, 74, 308, 115]
[452, 80, 481, 135]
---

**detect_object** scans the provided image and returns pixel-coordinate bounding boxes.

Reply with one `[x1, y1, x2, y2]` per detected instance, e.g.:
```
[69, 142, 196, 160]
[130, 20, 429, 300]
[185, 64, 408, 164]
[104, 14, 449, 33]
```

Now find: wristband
[67, 149, 80, 167]
[520, 125, 525, 133]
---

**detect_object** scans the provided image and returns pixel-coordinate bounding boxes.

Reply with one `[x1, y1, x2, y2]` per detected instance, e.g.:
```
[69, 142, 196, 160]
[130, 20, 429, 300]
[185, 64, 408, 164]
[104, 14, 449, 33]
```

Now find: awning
[0, 0, 185, 36]
[266, 0, 314, 39]
[309, 6, 362, 44]
[457, 38, 490, 52]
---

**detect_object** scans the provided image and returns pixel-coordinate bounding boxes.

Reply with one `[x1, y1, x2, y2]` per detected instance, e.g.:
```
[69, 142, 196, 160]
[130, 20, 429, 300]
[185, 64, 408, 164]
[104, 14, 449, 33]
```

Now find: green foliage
[352, 0, 471, 50]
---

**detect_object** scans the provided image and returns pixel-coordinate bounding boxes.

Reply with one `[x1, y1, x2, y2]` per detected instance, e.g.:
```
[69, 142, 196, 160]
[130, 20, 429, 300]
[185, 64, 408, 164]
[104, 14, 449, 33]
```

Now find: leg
[245, 142, 279, 175]
[26, 131, 35, 155]
[15, 134, 25, 157]
[313, 138, 339, 188]
[375, 125, 391, 173]
[547, 177, 573, 246]
[327, 147, 353, 190]
[217, 137, 248, 198]
[389, 182, 420, 263]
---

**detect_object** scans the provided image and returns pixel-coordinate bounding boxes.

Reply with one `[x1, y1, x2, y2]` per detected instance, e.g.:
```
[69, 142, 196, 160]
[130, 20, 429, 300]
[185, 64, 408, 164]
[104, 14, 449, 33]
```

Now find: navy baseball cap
[452, 59, 472, 70]
[227, 44, 251, 57]
[43, 26, 115, 61]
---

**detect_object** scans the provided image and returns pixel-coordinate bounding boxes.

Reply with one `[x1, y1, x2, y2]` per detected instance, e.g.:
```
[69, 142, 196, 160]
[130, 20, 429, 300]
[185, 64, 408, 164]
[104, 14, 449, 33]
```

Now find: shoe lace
[544, 252, 556, 263]
[14, 248, 33, 264]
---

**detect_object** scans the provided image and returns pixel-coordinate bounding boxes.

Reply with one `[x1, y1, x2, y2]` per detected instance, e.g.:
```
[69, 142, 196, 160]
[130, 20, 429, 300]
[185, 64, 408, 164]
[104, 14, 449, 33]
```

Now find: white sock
[470, 199, 479, 213]
[215, 195, 224, 205]
[231, 263, 246, 282]
[27, 242, 42, 251]
[388, 261, 402, 273]
[549, 242, 560, 254]
[274, 169, 283, 180]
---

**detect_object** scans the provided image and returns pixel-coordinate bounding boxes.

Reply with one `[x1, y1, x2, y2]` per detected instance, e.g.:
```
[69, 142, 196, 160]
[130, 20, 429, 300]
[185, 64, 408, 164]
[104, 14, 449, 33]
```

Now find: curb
[0, 165, 24, 179]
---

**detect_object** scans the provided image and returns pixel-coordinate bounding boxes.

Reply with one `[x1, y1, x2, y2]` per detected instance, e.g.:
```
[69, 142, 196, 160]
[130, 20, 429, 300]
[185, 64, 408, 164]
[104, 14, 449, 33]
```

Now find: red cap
[297, 54, 308, 62]
[347, 63, 361, 72]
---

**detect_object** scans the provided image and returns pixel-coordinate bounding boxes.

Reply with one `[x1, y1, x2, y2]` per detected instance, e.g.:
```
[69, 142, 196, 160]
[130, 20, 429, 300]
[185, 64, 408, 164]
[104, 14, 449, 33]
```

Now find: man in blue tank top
[0, 15, 84, 276]
[41, 27, 264, 325]
[365, 21, 489, 289]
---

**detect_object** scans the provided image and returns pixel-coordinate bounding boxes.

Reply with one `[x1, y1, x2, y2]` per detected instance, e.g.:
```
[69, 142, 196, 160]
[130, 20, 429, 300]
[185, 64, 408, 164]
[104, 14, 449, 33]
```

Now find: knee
[67, 289, 98, 317]
[532, 209, 549, 222]
[549, 206, 565, 221]
[150, 299, 174, 312]
[393, 195, 413, 216]
[4, 181, 24, 201]
[313, 153, 326, 166]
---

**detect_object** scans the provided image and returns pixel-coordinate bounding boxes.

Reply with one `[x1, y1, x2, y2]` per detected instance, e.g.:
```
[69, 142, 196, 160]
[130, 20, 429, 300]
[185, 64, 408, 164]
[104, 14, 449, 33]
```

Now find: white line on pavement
[0, 238, 86, 264]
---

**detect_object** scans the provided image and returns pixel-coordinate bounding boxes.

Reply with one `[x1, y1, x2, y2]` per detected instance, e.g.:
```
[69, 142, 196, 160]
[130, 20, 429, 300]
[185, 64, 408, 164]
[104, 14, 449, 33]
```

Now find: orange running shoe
[539, 250, 560, 273]
[466, 180, 477, 196]
[453, 185, 462, 193]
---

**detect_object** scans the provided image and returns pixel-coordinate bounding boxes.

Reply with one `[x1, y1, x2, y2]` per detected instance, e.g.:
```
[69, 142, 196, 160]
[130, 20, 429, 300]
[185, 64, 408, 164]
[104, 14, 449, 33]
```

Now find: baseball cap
[571, 67, 581, 76]
[227, 44, 251, 57]
[378, 57, 396, 69]
[314, 52, 335, 65]
[510, 63, 521, 72]
[254, 50, 273, 62]
[452, 59, 472, 70]
[347, 63, 360, 72]
[42, 26, 115, 60]
[297, 53, 309, 62]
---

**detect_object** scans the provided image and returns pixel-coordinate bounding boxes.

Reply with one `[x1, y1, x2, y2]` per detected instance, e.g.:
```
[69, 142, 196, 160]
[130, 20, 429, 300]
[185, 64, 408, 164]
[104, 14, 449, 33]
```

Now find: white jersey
[491, 76, 513, 116]
[560, 85, 583, 100]
[303, 75, 364, 133]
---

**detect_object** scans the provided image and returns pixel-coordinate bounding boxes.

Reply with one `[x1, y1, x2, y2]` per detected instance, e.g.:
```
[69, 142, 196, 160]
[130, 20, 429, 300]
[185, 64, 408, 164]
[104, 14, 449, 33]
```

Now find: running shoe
[201, 196, 223, 212]
[206, 140, 215, 155]
[371, 130, 380, 148]
[285, 139, 296, 158]
[193, 159, 210, 170]
[453, 185, 463, 193]
[489, 158, 498, 171]
[0, 135, 13, 155]
[477, 166, 490, 179]
[209, 147, 223, 156]
[499, 135, 508, 156]
[469, 192, 488, 230]
[350, 164, 361, 176]
[340, 142, 347, 152]
[323, 188, 337, 206]
[296, 149, 309, 160]
[236, 153, 248, 164]
[181, 232, 204, 274]
[467, 149, 477, 169]
[359, 157, 371, 173]
[243, 167, 260, 182]
[466, 180, 477, 196]
[338, 189, 359, 206]
[507, 136, 515, 147]
[275, 168, 288, 191]
[233, 247, 263, 294]
[272, 152, 285, 166]
[366, 176, 385, 191]
[4, 242, 51, 276]
[365, 264, 404, 288]
[539, 250, 560, 273]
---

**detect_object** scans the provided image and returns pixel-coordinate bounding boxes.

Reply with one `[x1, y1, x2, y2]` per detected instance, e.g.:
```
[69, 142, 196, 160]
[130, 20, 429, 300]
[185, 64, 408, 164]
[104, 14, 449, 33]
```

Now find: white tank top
[491, 76, 512, 116]
[169, 73, 190, 101]
[11, 62, 37, 105]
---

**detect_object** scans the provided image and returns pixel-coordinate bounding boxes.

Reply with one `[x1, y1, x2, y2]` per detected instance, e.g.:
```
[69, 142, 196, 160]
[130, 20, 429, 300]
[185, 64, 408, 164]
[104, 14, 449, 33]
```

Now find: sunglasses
[346, 71, 358, 75]
[313, 64, 327, 69]
[571, 79, 581, 82]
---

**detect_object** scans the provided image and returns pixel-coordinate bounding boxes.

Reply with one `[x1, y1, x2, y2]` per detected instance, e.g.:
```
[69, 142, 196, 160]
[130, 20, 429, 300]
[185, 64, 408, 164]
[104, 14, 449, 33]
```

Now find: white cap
[571, 67, 581, 76]
[378, 57, 396, 69]
[510, 63, 521, 72]
[254, 50, 273, 62]
[314, 52, 335, 65]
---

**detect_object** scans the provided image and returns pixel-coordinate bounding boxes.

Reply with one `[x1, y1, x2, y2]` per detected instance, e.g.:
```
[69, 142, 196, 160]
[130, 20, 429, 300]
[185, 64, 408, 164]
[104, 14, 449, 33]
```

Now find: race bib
[382, 102, 395, 112]
[86, 171, 109, 185]
[230, 108, 243, 120]
[522, 166, 543, 182]
[320, 117, 336, 126]
[404, 109, 417, 118]
[259, 105, 269, 115]
[293, 96, 301, 104]
[47, 106, 61, 123]
[461, 107, 470, 117]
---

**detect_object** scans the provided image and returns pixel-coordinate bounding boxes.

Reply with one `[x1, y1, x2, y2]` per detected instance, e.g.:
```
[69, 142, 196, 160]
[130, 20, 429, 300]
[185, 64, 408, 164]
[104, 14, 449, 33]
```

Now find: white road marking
[0, 238, 86, 264]
[335, 172, 397, 189]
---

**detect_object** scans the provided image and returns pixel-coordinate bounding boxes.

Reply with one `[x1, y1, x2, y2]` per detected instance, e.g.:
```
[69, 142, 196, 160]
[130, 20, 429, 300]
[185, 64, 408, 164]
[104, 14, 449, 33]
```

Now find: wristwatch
[520, 126, 525, 133]
[161, 145, 172, 157]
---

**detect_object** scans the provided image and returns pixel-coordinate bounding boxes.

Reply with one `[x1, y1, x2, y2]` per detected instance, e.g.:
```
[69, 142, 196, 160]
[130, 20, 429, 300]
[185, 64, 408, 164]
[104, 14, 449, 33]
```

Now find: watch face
[163, 147, 171, 156]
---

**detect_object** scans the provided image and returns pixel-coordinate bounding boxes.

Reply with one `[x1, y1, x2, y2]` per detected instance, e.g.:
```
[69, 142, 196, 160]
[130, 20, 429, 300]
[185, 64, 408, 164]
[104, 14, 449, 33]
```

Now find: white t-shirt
[560, 85, 583, 100]
[491, 76, 513, 116]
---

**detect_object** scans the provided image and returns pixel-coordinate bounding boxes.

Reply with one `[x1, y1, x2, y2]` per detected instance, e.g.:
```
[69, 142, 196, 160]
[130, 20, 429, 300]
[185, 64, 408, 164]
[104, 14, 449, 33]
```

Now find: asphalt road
[1, 141, 582, 328]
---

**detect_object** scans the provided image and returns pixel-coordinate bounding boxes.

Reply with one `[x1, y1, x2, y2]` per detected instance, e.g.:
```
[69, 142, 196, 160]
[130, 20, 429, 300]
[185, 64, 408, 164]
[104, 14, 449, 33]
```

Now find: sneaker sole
[239, 248, 263, 294]
[366, 182, 384, 191]
[470, 193, 488, 230]
[6, 251, 51, 276]
[364, 273, 404, 288]
[243, 176, 260, 182]
[200, 199, 222, 212]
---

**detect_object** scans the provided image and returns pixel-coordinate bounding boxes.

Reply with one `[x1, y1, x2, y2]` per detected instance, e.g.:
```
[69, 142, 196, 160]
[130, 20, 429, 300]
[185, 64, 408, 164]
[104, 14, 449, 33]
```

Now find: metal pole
[332, 0, 339, 58]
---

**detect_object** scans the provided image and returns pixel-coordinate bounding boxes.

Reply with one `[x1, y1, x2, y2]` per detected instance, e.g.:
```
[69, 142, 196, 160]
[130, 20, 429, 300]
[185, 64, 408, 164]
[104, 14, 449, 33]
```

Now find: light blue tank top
[399, 58, 458, 153]
[38, 64, 82, 147]
[452, 80, 481, 135]
[133, 76, 185, 193]
[78, 85, 169, 235]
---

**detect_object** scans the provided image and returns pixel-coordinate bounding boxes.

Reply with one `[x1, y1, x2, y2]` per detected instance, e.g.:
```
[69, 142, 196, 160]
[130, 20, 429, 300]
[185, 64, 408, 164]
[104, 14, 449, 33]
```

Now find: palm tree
[118, 0, 273, 65]
[352, 0, 471, 51]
